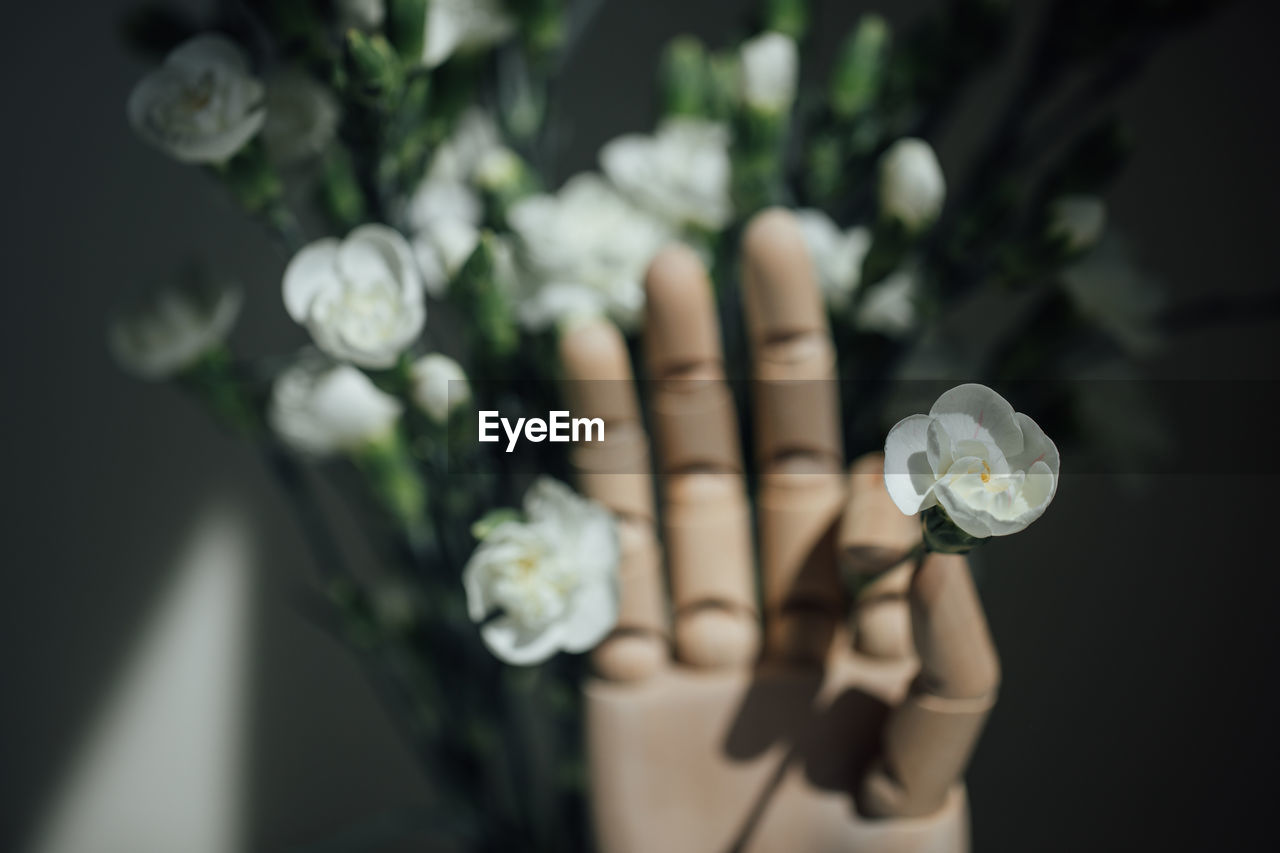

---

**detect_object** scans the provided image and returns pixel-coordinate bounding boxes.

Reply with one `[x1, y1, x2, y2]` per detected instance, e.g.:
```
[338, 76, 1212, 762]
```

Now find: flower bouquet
[112, 0, 1232, 848]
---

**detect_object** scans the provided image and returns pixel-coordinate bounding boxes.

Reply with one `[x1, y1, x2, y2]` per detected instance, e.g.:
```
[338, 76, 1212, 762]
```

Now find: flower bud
[830, 14, 890, 120]
[453, 232, 519, 356]
[343, 29, 401, 105]
[410, 353, 471, 423]
[878, 137, 945, 231]
[660, 35, 709, 117]
[739, 31, 798, 115]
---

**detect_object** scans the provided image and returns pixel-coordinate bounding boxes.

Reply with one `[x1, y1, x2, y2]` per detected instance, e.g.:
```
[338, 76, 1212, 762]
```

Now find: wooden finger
[561, 321, 668, 681]
[644, 245, 760, 669]
[841, 453, 922, 659]
[741, 208, 846, 664]
[858, 553, 1000, 818]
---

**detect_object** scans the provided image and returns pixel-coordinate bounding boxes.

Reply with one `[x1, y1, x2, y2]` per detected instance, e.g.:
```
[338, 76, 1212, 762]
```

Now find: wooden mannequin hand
[559, 210, 1000, 853]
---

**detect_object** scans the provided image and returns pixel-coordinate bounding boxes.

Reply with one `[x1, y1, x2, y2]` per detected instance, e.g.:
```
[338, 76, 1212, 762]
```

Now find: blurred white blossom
[337, 0, 384, 30]
[109, 279, 242, 380]
[856, 267, 919, 337]
[283, 225, 425, 368]
[429, 109, 503, 183]
[406, 175, 483, 233]
[474, 146, 525, 194]
[739, 31, 798, 114]
[795, 208, 872, 309]
[517, 282, 610, 332]
[878, 137, 945, 230]
[1049, 194, 1107, 253]
[422, 0, 516, 69]
[508, 174, 670, 331]
[601, 118, 733, 231]
[261, 70, 339, 164]
[268, 353, 402, 455]
[411, 219, 481, 298]
[410, 353, 470, 423]
[884, 383, 1059, 538]
[128, 35, 265, 164]
[402, 113, 498, 296]
[464, 478, 619, 666]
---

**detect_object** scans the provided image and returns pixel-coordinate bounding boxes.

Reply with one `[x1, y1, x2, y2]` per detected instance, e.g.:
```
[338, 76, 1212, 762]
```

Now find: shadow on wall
[27, 502, 253, 853]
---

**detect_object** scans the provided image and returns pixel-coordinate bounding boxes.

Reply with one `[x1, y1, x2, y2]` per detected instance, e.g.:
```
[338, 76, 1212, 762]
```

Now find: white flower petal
[283, 243, 341, 321]
[347, 224, 421, 295]
[481, 617, 567, 666]
[559, 579, 619, 653]
[929, 383, 1023, 459]
[925, 418, 953, 477]
[1004, 412, 1060, 477]
[883, 413, 939, 514]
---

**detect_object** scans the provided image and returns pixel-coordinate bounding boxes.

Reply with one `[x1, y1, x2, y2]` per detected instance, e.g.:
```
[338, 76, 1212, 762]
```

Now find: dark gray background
[4, 0, 1279, 850]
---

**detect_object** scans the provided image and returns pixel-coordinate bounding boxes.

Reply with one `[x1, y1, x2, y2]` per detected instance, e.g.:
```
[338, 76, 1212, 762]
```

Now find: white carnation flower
[109, 279, 242, 380]
[411, 219, 481, 298]
[421, 0, 516, 69]
[517, 282, 609, 333]
[406, 174, 483, 234]
[283, 225, 425, 368]
[403, 135, 488, 299]
[878, 137, 946, 231]
[429, 108, 503, 184]
[856, 267, 919, 338]
[601, 118, 733, 231]
[739, 31, 799, 114]
[508, 174, 670, 331]
[464, 478, 620, 666]
[410, 353, 470, 423]
[261, 70, 340, 164]
[128, 35, 265, 164]
[884, 384, 1060, 538]
[795, 208, 871, 309]
[268, 353, 403, 456]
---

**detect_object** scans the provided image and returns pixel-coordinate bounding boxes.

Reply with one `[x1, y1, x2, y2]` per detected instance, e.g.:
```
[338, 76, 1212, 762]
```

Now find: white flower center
[944, 454, 1031, 520]
[489, 538, 580, 631]
[314, 278, 405, 351]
